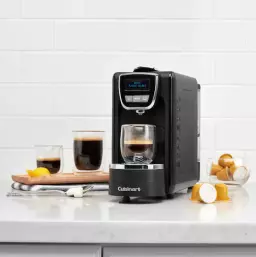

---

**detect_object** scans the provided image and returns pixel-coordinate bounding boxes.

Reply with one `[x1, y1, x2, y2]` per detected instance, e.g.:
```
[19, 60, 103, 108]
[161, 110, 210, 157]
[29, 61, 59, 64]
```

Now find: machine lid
[109, 164, 164, 170]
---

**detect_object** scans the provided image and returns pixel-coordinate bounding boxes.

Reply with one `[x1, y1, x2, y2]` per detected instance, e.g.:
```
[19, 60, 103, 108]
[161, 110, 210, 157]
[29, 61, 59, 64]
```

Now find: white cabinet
[0, 245, 101, 257]
[2, 245, 256, 257]
[104, 246, 256, 257]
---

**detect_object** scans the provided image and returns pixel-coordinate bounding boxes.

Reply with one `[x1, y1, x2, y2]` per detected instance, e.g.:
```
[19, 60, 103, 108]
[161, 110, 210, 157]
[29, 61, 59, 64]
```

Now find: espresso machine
[109, 67, 200, 203]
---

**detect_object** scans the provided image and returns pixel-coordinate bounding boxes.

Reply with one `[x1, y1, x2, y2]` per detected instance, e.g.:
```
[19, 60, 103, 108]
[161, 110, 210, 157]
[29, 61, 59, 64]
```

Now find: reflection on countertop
[0, 182, 255, 244]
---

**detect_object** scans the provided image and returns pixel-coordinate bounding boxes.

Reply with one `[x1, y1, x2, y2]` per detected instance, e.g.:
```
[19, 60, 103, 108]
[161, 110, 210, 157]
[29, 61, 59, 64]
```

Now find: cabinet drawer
[104, 246, 256, 257]
[0, 244, 101, 257]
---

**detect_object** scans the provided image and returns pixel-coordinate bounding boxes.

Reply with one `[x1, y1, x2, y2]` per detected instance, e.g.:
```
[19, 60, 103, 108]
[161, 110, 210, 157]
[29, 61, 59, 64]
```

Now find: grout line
[212, 53, 217, 85]
[211, 0, 215, 19]
[52, 20, 56, 49]
[1, 147, 256, 152]
[212, 116, 217, 156]
[0, 81, 112, 84]
[0, 83, 253, 87]
[2, 18, 256, 21]
[0, 83, 111, 87]
[0, 116, 256, 120]
[2, 50, 256, 54]
[0, 147, 112, 150]
[215, 149, 256, 153]
[1, 84, 256, 87]
[0, 82, 256, 86]
[201, 117, 256, 119]
[201, 149, 256, 153]
[0, 115, 112, 118]
[200, 85, 256, 87]
[19, 0, 22, 18]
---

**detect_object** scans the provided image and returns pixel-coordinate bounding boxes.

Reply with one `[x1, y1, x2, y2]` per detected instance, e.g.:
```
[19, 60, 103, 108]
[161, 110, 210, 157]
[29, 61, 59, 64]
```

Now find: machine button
[141, 95, 150, 102]
[133, 95, 142, 102]
[125, 95, 133, 102]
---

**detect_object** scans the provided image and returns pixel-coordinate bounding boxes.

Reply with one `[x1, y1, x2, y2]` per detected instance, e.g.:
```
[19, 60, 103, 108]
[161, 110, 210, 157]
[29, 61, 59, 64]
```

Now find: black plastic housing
[109, 168, 165, 197]
[110, 69, 200, 197]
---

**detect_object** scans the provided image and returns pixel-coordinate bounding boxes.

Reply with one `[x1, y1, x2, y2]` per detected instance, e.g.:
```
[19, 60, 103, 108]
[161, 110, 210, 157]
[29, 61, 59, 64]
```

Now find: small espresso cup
[73, 130, 105, 174]
[120, 124, 156, 164]
[35, 145, 63, 174]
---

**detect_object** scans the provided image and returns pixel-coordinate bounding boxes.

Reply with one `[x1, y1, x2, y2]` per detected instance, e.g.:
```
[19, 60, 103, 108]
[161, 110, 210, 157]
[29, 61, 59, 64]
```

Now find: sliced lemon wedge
[26, 167, 50, 177]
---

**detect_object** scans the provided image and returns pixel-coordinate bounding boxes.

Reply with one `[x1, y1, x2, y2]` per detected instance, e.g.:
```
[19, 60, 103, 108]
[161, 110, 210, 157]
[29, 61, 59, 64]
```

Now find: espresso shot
[122, 139, 154, 164]
[37, 158, 61, 174]
[124, 140, 153, 153]
[74, 137, 103, 171]
[34, 145, 63, 174]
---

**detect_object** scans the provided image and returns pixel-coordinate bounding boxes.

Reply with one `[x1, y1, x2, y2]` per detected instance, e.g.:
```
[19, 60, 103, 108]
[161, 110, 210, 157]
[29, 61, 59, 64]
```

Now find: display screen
[124, 79, 150, 91]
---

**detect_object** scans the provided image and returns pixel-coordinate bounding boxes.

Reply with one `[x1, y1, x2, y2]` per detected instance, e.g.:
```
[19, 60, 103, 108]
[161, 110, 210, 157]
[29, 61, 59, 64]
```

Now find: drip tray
[110, 164, 164, 170]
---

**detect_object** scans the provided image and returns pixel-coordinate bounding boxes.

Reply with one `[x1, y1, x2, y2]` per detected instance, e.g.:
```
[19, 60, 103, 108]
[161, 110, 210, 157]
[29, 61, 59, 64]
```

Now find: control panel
[118, 73, 158, 110]
[125, 95, 149, 103]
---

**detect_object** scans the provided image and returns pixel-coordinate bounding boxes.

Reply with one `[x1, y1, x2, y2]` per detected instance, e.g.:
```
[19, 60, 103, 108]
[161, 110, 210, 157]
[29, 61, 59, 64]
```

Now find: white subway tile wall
[0, 20, 54, 50]
[0, 0, 21, 18]
[0, 0, 255, 181]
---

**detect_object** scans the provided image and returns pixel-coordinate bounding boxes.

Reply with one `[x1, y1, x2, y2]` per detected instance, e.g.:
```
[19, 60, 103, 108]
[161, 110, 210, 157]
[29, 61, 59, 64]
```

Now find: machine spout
[136, 110, 145, 115]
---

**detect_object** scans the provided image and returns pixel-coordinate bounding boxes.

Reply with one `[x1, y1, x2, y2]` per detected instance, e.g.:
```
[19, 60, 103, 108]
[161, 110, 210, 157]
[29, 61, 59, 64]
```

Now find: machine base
[118, 196, 165, 204]
[119, 196, 131, 203]
[109, 165, 165, 197]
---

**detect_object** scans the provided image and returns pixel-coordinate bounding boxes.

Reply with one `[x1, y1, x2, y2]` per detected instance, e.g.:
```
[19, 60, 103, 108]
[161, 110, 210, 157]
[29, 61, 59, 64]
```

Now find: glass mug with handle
[120, 124, 156, 164]
[73, 130, 105, 174]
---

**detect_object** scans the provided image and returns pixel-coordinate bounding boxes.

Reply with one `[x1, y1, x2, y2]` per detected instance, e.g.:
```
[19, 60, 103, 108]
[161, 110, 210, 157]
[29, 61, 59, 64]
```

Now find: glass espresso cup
[121, 124, 155, 164]
[35, 145, 63, 174]
[73, 130, 104, 174]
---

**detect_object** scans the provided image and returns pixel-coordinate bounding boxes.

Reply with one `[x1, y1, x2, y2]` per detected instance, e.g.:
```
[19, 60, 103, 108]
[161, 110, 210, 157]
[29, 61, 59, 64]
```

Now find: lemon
[26, 167, 50, 177]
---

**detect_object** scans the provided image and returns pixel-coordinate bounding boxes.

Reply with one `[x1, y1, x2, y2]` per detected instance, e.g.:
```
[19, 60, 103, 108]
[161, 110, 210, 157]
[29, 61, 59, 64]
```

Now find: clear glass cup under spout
[120, 124, 156, 164]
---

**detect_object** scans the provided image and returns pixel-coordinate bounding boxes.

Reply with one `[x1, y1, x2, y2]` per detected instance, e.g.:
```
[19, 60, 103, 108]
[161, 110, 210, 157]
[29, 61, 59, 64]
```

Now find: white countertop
[0, 181, 256, 244]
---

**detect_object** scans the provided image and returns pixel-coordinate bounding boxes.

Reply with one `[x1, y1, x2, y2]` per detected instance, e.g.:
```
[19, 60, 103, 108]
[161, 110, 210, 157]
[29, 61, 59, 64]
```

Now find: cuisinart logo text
[118, 186, 141, 192]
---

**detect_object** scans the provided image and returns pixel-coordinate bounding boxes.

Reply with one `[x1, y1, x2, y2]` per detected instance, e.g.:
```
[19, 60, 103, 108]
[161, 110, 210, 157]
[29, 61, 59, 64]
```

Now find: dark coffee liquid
[37, 158, 61, 174]
[124, 140, 153, 153]
[74, 137, 103, 170]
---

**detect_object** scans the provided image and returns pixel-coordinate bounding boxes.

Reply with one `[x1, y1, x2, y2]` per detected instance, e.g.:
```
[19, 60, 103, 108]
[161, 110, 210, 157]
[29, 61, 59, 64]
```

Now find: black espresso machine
[109, 67, 200, 203]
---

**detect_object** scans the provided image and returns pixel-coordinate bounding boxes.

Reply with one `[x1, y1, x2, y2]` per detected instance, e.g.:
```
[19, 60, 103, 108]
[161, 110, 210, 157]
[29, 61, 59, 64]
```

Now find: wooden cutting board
[12, 172, 109, 185]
